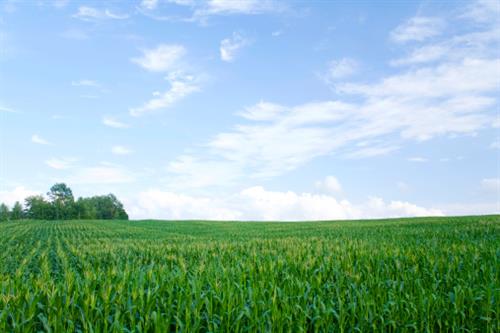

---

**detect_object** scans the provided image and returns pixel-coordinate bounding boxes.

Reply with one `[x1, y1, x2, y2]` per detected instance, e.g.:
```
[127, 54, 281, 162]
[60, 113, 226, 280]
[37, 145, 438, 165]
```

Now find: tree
[25, 195, 54, 220]
[47, 183, 74, 219]
[2, 183, 129, 221]
[80, 194, 128, 220]
[11, 201, 24, 220]
[0, 203, 9, 222]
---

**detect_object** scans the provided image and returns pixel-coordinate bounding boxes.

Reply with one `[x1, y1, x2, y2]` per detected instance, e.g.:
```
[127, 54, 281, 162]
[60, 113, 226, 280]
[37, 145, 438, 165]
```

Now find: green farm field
[0, 216, 499, 332]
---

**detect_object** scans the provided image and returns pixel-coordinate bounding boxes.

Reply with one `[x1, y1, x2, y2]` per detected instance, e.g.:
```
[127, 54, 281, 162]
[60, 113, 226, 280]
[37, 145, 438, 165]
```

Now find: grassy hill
[0, 216, 498, 332]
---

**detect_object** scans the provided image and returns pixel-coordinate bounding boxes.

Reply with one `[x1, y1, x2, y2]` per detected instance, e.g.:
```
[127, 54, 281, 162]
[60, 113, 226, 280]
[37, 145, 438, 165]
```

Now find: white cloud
[127, 189, 241, 220]
[390, 16, 445, 43]
[315, 176, 342, 193]
[31, 134, 51, 145]
[365, 197, 443, 218]
[0, 187, 39, 207]
[239, 186, 358, 220]
[460, 0, 500, 24]
[73, 6, 129, 20]
[45, 157, 77, 170]
[112, 146, 133, 155]
[71, 79, 100, 87]
[131, 44, 186, 72]
[102, 116, 130, 129]
[220, 32, 250, 62]
[391, 45, 448, 66]
[130, 45, 199, 117]
[140, 0, 159, 10]
[323, 58, 358, 81]
[126, 186, 443, 220]
[166, 10, 498, 185]
[194, 0, 281, 18]
[408, 157, 428, 163]
[481, 178, 500, 192]
[238, 101, 286, 121]
[129, 77, 199, 116]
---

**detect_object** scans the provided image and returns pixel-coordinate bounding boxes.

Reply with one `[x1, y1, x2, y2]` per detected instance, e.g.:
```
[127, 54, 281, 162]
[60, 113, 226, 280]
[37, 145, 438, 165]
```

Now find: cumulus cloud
[315, 176, 342, 193]
[31, 134, 51, 145]
[0, 186, 39, 207]
[390, 16, 445, 43]
[365, 196, 443, 218]
[127, 189, 241, 220]
[126, 185, 443, 220]
[220, 32, 251, 62]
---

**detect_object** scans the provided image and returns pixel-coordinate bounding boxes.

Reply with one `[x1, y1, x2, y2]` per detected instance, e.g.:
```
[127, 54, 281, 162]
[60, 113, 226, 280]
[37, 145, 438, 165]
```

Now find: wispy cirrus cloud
[165, 3, 499, 189]
[102, 116, 130, 129]
[220, 32, 251, 62]
[137, 0, 284, 23]
[390, 16, 445, 43]
[130, 44, 200, 117]
[73, 6, 129, 21]
[193, 0, 283, 18]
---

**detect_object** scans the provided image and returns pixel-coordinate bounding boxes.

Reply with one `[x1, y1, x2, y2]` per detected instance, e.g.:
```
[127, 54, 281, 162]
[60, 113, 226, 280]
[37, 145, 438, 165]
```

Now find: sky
[0, 0, 499, 220]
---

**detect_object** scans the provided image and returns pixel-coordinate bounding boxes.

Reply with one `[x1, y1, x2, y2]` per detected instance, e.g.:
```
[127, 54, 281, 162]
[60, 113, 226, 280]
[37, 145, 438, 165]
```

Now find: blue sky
[0, 0, 499, 220]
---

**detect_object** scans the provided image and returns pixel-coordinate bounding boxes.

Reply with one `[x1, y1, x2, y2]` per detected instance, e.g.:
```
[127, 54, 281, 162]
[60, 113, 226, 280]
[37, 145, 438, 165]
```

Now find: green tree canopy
[0, 203, 9, 222]
[47, 183, 75, 219]
[25, 195, 54, 220]
[1, 183, 129, 221]
[11, 202, 24, 220]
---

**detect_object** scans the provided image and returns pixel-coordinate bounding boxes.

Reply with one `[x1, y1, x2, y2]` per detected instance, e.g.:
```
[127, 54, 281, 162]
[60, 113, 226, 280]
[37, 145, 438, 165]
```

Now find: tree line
[0, 183, 128, 221]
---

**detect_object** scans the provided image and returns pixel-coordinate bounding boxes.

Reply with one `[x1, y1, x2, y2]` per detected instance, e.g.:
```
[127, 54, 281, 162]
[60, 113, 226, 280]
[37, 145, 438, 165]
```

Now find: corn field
[0, 216, 498, 332]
